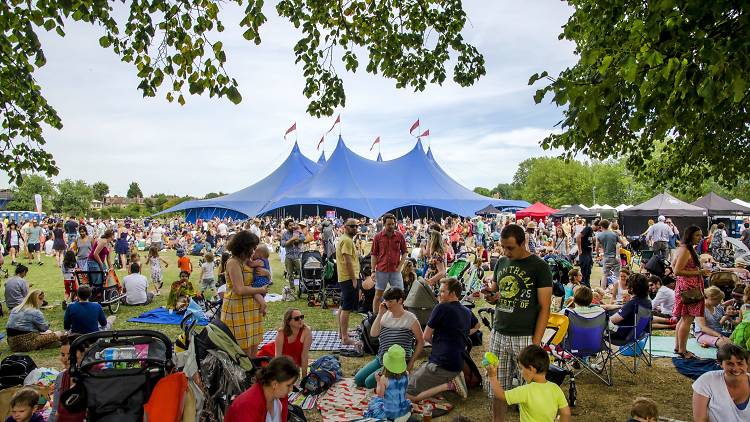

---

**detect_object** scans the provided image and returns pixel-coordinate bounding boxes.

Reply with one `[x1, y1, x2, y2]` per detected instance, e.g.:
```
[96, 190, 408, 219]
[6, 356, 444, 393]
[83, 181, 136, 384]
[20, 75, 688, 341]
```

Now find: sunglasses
[291, 315, 305, 321]
[346, 225, 357, 228]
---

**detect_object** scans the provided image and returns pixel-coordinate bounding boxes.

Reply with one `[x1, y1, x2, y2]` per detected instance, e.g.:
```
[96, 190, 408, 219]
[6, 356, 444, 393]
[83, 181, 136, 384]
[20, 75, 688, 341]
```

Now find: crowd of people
[1, 210, 749, 421]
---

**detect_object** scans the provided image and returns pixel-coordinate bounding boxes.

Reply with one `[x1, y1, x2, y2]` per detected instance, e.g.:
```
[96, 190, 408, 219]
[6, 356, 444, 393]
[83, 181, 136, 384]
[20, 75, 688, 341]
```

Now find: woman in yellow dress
[221, 231, 271, 357]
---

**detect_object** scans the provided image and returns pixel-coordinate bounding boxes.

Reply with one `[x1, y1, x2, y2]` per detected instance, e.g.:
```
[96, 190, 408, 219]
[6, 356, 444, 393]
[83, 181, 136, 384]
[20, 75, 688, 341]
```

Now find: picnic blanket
[259, 330, 357, 351]
[672, 357, 721, 380]
[318, 378, 453, 422]
[128, 307, 209, 326]
[288, 391, 318, 410]
[648, 336, 717, 359]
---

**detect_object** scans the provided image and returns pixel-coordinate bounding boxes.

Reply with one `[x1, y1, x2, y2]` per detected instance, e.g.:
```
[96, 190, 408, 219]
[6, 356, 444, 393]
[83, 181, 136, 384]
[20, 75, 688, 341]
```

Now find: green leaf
[99, 36, 111, 48]
[598, 55, 613, 74]
[226, 86, 242, 104]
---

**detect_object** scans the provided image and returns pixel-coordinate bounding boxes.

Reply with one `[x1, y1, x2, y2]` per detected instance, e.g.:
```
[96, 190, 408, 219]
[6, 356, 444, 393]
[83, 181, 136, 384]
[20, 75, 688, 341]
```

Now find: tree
[7, 175, 56, 211]
[203, 192, 226, 199]
[473, 187, 492, 197]
[1, 0, 485, 183]
[91, 182, 109, 201]
[53, 179, 94, 216]
[517, 158, 593, 208]
[531, 2, 750, 192]
[493, 183, 515, 199]
[127, 182, 143, 199]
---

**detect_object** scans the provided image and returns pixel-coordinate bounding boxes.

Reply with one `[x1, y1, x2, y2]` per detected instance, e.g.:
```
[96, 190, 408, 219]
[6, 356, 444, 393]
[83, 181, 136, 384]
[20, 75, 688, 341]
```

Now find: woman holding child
[220, 230, 271, 358]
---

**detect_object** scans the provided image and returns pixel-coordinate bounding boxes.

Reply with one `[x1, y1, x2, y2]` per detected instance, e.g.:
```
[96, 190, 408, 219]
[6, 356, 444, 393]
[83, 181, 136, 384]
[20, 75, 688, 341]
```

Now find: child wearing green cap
[364, 344, 412, 420]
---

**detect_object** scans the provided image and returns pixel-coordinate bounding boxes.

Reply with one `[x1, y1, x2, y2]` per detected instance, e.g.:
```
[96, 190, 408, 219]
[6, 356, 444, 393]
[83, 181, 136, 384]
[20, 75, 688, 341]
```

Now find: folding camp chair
[560, 310, 613, 386]
[606, 305, 652, 375]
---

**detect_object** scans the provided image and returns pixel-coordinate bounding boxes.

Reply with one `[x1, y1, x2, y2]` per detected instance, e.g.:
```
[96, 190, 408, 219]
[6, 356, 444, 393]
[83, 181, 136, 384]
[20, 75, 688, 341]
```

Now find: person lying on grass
[486, 344, 570, 422]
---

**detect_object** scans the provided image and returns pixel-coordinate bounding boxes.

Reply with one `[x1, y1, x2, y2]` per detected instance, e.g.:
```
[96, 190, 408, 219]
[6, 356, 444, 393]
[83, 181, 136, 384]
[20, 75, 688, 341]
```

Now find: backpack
[288, 403, 308, 422]
[359, 313, 380, 355]
[299, 355, 342, 395]
[0, 355, 36, 389]
[461, 350, 483, 388]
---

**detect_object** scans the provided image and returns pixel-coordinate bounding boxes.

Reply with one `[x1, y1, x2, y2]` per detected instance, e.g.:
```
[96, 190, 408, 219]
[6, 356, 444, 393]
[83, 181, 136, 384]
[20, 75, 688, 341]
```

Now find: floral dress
[673, 255, 705, 317]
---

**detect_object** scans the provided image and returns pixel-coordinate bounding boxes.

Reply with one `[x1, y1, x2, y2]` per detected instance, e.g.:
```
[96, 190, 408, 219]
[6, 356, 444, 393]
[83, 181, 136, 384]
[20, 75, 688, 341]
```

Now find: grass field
[0, 251, 694, 421]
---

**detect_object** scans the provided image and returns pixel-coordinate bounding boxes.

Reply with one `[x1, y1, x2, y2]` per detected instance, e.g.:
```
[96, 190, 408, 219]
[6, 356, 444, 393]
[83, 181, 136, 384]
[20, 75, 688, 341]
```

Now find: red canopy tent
[515, 202, 559, 222]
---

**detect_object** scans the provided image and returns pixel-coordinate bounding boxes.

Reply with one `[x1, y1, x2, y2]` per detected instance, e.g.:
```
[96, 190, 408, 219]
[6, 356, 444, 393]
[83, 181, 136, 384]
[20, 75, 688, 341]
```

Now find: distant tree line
[474, 157, 750, 209]
[6, 175, 226, 217]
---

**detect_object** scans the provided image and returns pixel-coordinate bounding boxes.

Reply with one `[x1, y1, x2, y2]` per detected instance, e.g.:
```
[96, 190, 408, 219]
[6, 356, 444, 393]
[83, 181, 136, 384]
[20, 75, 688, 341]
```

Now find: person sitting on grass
[247, 244, 272, 316]
[63, 285, 116, 335]
[5, 387, 44, 422]
[626, 396, 659, 422]
[693, 286, 739, 349]
[364, 344, 412, 421]
[167, 270, 196, 309]
[257, 308, 312, 378]
[5, 264, 30, 310]
[121, 263, 154, 306]
[6, 290, 61, 353]
[486, 344, 571, 422]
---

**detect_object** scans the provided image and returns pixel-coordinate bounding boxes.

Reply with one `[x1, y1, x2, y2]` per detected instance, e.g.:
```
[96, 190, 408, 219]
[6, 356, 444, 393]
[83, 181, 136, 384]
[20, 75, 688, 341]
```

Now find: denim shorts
[374, 271, 404, 291]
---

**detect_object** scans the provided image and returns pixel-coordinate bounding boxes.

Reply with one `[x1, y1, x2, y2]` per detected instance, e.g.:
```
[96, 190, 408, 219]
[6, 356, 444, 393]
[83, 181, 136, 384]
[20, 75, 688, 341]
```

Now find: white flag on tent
[34, 194, 42, 214]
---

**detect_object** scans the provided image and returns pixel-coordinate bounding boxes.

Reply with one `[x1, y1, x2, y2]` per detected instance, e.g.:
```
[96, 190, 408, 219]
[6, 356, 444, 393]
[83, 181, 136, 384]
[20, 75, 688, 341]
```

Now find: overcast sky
[2, 2, 577, 197]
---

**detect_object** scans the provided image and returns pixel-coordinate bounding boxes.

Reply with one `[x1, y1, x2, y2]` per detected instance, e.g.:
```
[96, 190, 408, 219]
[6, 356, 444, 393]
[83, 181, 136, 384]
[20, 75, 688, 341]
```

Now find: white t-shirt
[149, 227, 165, 243]
[652, 285, 676, 316]
[692, 370, 750, 421]
[265, 398, 282, 422]
[201, 262, 215, 280]
[218, 223, 228, 236]
[123, 273, 150, 304]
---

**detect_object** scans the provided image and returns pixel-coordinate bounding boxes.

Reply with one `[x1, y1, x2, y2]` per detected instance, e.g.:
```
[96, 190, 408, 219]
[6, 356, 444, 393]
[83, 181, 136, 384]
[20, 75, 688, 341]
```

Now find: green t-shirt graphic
[492, 255, 552, 336]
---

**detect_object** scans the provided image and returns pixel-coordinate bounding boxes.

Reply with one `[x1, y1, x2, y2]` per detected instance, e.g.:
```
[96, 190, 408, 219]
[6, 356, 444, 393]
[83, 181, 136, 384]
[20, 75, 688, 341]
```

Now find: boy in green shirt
[487, 344, 570, 422]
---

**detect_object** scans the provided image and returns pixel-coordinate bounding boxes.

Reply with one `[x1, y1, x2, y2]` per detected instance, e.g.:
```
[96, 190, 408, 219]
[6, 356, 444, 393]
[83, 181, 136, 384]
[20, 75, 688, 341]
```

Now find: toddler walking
[364, 344, 412, 421]
[61, 250, 77, 306]
[199, 252, 216, 298]
[147, 246, 168, 295]
[247, 244, 271, 315]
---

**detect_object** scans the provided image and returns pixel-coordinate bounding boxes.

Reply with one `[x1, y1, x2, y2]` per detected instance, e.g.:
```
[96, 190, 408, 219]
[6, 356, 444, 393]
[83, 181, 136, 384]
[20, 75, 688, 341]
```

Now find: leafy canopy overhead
[0, 0, 485, 183]
[530, 1, 750, 191]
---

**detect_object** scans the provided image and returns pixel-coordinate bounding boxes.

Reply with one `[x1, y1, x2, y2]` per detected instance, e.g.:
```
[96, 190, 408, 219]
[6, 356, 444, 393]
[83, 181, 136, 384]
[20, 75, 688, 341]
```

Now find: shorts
[406, 362, 459, 397]
[339, 279, 358, 311]
[200, 278, 216, 292]
[374, 271, 404, 291]
[64, 279, 78, 296]
[485, 331, 534, 397]
[27, 243, 40, 253]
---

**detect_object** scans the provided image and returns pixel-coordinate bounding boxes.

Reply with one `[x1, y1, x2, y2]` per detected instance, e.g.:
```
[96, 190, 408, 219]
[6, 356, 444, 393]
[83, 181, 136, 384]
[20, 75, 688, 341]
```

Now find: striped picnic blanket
[259, 330, 357, 351]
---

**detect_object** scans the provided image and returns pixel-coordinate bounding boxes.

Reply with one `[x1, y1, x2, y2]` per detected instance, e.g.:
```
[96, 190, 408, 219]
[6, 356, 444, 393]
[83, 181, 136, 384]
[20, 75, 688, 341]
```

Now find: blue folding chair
[607, 305, 653, 374]
[561, 310, 613, 386]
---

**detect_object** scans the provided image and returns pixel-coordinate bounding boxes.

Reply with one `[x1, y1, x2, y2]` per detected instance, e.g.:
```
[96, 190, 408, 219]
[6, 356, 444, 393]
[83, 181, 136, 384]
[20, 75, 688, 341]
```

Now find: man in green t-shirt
[482, 224, 552, 422]
[336, 218, 361, 346]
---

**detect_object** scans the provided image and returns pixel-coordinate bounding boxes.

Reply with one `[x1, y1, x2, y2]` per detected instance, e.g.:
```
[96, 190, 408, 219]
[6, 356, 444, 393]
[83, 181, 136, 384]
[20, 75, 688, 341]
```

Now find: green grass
[0, 252, 695, 421]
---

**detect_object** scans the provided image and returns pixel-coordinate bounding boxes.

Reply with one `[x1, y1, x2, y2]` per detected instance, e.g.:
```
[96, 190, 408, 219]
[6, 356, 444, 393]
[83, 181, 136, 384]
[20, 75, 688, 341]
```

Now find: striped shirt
[377, 311, 418, 361]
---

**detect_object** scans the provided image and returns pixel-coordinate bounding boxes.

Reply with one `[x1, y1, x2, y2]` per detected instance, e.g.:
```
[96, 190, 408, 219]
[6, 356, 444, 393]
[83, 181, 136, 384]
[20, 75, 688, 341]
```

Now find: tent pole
[317, 205, 319, 217]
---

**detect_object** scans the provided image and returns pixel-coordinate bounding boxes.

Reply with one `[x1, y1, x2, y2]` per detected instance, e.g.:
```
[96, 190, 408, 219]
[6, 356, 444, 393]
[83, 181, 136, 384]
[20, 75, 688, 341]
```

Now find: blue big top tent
[157, 141, 320, 221]
[161, 136, 529, 221]
[258, 136, 528, 218]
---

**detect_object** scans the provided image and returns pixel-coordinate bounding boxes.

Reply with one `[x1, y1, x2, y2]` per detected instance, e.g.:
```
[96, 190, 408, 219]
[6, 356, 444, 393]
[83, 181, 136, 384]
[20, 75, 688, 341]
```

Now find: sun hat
[382, 344, 407, 374]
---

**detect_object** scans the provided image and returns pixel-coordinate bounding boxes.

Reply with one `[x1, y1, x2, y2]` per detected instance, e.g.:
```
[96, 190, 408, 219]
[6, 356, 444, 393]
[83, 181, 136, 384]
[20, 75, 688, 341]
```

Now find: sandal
[677, 351, 698, 359]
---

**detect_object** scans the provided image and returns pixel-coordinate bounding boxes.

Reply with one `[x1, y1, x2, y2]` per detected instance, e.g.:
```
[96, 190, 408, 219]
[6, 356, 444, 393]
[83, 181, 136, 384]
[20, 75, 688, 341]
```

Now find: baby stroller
[175, 315, 267, 420]
[299, 250, 324, 305]
[446, 252, 485, 303]
[73, 268, 126, 314]
[65, 330, 173, 421]
[404, 278, 438, 327]
[545, 254, 573, 297]
[319, 255, 341, 309]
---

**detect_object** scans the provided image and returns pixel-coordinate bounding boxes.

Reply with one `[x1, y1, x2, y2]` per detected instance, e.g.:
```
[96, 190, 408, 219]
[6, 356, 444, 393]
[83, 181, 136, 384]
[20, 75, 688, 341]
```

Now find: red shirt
[225, 383, 288, 422]
[371, 230, 408, 272]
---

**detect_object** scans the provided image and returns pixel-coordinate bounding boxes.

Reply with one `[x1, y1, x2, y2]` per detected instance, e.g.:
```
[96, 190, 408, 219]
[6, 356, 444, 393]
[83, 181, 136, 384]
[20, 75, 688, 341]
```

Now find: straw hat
[382, 344, 407, 374]
[526, 221, 537, 229]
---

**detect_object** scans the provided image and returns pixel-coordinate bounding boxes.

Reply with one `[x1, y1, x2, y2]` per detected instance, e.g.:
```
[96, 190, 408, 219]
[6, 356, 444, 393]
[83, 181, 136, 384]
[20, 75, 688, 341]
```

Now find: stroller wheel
[104, 289, 120, 314]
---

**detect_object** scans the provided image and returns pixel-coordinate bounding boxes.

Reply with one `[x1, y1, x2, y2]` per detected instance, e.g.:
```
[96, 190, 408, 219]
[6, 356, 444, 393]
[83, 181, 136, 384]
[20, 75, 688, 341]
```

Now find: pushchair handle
[69, 329, 173, 376]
